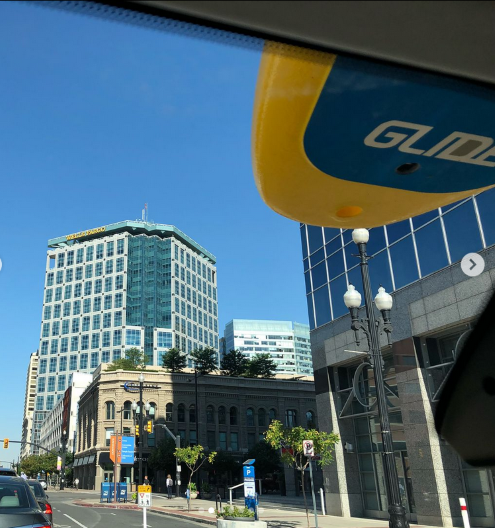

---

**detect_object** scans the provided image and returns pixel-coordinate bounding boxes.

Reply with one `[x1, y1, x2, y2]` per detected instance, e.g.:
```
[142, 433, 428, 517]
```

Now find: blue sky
[0, 3, 308, 458]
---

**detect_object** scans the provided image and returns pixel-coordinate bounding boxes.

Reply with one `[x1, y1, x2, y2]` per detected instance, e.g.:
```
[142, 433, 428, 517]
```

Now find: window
[50, 339, 58, 354]
[57, 253, 65, 268]
[91, 333, 100, 349]
[189, 430, 197, 446]
[76, 267, 83, 280]
[248, 432, 256, 449]
[80, 353, 88, 369]
[126, 329, 141, 346]
[258, 408, 266, 427]
[115, 292, 123, 308]
[207, 405, 214, 424]
[67, 250, 74, 266]
[112, 349, 121, 361]
[105, 427, 114, 447]
[166, 403, 173, 422]
[64, 285, 72, 300]
[218, 406, 226, 425]
[45, 289, 53, 303]
[39, 359, 47, 374]
[74, 283, 82, 298]
[123, 401, 132, 420]
[246, 408, 254, 427]
[47, 273, 54, 286]
[114, 311, 122, 327]
[36, 396, 44, 411]
[42, 323, 50, 338]
[46, 395, 55, 410]
[95, 262, 103, 276]
[91, 352, 99, 368]
[113, 330, 122, 346]
[178, 404, 185, 422]
[106, 401, 115, 420]
[94, 279, 102, 294]
[63, 303, 71, 317]
[306, 411, 317, 429]
[71, 318, 79, 334]
[117, 238, 125, 255]
[107, 241, 114, 257]
[112, 272, 124, 292]
[76, 248, 84, 264]
[207, 430, 216, 449]
[230, 407, 238, 426]
[52, 321, 60, 336]
[103, 312, 112, 328]
[96, 243, 104, 259]
[43, 305, 52, 320]
[69, 355, 78, 370]
[189, 404, 196, 423]
[116, 257, 124, 272]
[285, 409, 297, 427]
[105, 277, 113, 292]
[55, 287, 62, 301]
[82, 316, 90, 332]
[102, 331, 111, 348]
[59, 356, 67, 371]
[47, 376, 55, 392]
[104, 295, 112, 310]
[58, 375, 66, 391]
[230, 432, 238, 451]
[84, 281, 92, 296]
[219, 432, 227, 450]
[102, 350, 110, 363]
[93, 297, 101, 311]
[81, 334, 89, 350]
[37, 377, 46, 392]
[92, 314, 100, 330]
[70, 336, 78, 352]
[61, 336, 69, 352]
[66, 268, 73, 282]
[73, 300, 81, 315]
[41, 340, 49, 355]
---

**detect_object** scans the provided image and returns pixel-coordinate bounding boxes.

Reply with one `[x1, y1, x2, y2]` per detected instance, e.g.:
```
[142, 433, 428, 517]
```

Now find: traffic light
[135, 425, 139, 436]
[146, 421, 153, 434]
[3, 439, 8, 449]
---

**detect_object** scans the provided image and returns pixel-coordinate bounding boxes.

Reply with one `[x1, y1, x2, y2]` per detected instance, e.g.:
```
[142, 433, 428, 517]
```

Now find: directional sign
[252, 43, 495, 228]
[138, 485, 152, 493]
[138, 492, 151, 508]
[120, 436, 134, 465]
[303, 440, 314, 457]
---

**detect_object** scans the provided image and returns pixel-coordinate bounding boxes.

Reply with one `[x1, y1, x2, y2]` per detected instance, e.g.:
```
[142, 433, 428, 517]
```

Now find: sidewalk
[72, 492, 438, 528]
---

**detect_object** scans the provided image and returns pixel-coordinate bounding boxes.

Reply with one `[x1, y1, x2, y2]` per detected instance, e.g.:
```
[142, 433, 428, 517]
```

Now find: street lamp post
[132, 374, 150, 489]
[343, 228, 409, 528]
[60, 429, 67, 491]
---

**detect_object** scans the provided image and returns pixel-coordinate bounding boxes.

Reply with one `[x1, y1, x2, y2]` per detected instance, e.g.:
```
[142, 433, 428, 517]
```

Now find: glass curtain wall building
[301, 188, 495, 527]
[223, 319, 312, 375]
[302, 191, 495, 328]
[32, 220, 219, 449]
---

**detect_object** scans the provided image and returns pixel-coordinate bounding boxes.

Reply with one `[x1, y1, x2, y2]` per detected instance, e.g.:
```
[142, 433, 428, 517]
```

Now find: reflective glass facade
[302, 190, 495, 330]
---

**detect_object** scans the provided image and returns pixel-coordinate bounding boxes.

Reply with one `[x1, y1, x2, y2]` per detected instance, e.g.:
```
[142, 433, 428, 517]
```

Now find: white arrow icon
[461, 253, 485, 277]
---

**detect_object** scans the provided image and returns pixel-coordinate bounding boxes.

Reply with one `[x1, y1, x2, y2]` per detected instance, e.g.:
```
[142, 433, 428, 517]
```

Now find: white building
[32, 220, 219, 449]
[20, 352, 39, 459]
[223, 319, 312, 375]
[39, 372, 92, 454]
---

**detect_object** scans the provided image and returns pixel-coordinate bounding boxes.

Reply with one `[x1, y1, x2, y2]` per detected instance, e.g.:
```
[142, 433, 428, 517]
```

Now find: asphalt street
[47, 490, 204, 528]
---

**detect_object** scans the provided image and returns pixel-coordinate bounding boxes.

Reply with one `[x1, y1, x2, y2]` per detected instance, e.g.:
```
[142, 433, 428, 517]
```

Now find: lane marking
[64, 513, 88, 528]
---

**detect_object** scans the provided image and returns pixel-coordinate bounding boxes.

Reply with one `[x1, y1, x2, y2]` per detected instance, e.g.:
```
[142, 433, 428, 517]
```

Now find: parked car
[0, 468, 17, 477]
[0, 475, 52, 528]
[27, 480, 53, 525]
[38, 479, 48, 490]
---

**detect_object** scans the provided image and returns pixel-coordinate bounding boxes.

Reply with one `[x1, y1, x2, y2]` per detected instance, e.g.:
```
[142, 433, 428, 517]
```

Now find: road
[47, 490, 204, 528]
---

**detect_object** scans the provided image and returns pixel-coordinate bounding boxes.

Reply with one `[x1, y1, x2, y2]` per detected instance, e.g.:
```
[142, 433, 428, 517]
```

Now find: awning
[87, 455, 95, 464]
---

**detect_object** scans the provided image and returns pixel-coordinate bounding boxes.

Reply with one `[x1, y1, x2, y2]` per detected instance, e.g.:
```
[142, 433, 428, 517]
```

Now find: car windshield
[0, 483, 30, 510]
[0, 471, 16, 477]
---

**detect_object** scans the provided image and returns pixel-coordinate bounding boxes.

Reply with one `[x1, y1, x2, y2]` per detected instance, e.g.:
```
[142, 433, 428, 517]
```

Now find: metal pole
[176, 436, 181, 499]
[60, 431, 67, 491]
[113, 433, 118, 503]
[357, 241, 409, 528]
[139, 381, 144, 486]
[319, 488, 326, 516]
[195, 371, 199, 444]
[308, 458, 319, 528]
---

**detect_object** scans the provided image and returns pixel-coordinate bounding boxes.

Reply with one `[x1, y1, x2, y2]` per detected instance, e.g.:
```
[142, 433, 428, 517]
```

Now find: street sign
[120, 436, 134, 465]
[252, 44, 495, 228]
[138, 485, 152, 494]
[243, 466, 255, 480]
[303, 440, 314, 457]
[138, 492, 151, 508]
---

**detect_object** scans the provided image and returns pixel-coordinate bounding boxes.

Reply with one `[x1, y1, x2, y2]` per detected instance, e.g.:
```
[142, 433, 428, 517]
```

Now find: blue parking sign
[243, 466, 255, 479]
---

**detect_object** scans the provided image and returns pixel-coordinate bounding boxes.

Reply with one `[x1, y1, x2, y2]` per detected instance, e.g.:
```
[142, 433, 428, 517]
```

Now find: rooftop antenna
[141, 205, 145, 222]
[145, 203, 148, 223]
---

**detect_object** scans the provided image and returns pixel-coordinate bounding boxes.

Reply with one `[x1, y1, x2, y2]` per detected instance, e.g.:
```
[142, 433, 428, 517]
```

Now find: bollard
[320, 488, 326, 516]
[459, 498, 470, 528]
[216, 493, 223, 513]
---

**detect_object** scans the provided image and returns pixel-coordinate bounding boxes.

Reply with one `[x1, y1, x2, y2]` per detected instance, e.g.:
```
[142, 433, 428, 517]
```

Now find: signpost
[243, 459, 257, 516]
[138, 485, 152, 528]
[303, 440, 319, 528]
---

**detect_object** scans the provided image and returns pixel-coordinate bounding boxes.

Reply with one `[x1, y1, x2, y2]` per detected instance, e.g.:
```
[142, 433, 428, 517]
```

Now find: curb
[73, 501, 216, 525]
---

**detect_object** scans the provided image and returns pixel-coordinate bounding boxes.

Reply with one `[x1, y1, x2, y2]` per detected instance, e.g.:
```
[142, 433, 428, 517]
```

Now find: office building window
[218, 406, 226, 425]
[166, 403, 173, 422]
[230, 407, 238, 426]
[117, 239, 125, 255]
[219, 432, 227, 450]
[230, 433, 238, 451]
[126, 329, 141, 346]
[80, 353, 88, 369]
[207, 430, 216, 449]
[246, 408, 254, 427]
[69, 355, 78, 370]
[106, 241, 114, 257]
[178, 404, 185, 422]
[105, 427, 114, 447]
[285, 409, 297, 427]
[207, 405, 214, 424]
[189, 404, 196, 423]
[189, 430, 197, 446]
[102, 350, 110, 363]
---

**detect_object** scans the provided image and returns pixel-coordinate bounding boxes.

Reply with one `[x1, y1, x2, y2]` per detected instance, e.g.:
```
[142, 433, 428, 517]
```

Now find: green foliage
[107, 347, 146, 371]
[264, 420, 339, 472]
[201, 482, 211, 492]
[220, 349, 249, 377]
[20, 449, 71, 478]
[247, 440, 281, 478]
[245, 353, 277, 378]
[188, 482, 197, 492]
[148, 437, 176, 473]
[161, 348, 187, 373]
[191, 347, 217, 375]
[217, 506, 255, 519]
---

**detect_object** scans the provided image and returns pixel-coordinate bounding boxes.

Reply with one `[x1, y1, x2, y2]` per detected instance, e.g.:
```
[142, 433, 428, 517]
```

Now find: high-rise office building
[32, 220, 219, 450]
[223, 319, 312, 375]
[20, 352, 39, 459]
[301, 190, 495, 527]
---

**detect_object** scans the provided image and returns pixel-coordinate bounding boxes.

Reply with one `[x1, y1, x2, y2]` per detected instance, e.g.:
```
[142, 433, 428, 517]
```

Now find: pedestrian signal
[3, 439, 8, 449]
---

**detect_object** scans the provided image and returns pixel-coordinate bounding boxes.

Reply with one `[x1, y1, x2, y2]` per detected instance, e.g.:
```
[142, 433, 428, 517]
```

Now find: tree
[107, 347, 146, 371]
[247, 441, 281, 479]
[175, 445, 216, 511]
[221, 349, 249, 377]
[148, 437, 176, 474]
[191, 348, 217, 375]
[246, 353, 277, 378]
[265, 421, 340, 528]
[162, 348, 187, 373]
